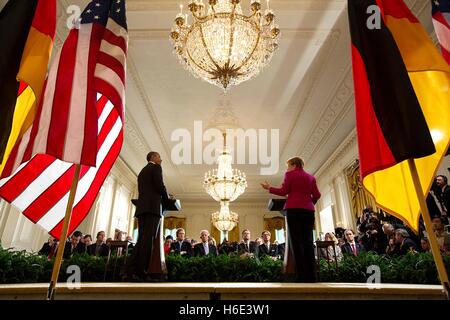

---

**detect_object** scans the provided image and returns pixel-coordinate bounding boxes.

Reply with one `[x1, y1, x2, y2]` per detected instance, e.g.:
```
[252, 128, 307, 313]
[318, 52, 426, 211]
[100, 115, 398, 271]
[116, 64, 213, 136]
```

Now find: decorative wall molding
[315, 128, 357, 181]
[110, 156, 137, 191]
[129, 29, 339, 41]
[126, 0, 346, 12]
[279, 28, 343, 157]
[123, 114, 150, 155]
[299, 68, 353, 162]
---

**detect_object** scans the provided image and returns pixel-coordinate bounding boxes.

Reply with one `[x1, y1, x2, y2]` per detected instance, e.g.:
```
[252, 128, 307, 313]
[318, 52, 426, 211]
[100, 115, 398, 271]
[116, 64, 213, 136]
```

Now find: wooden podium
[267, 199, 296, 280]
[131, 198, 181, 279]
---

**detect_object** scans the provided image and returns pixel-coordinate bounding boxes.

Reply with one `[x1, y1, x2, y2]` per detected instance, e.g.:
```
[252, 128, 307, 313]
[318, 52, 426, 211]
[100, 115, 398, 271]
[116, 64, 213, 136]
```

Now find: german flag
[348, 0, 450, 232]
[0, 0, 56, 173]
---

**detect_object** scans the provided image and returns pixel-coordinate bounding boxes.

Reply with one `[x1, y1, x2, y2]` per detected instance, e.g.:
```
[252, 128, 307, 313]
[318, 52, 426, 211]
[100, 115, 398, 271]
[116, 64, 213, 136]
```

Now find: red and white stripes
[0, 2, 128, 238]
[0, 96, 123, 238]
[433, 9, 450, 64]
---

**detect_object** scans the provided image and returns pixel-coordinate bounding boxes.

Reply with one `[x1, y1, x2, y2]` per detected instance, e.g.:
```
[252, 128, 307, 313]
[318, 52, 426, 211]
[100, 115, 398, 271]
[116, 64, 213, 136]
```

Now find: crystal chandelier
[170, 0, 280, 90]
[203, 133, 247, 202]
[211, 201, 239, 232]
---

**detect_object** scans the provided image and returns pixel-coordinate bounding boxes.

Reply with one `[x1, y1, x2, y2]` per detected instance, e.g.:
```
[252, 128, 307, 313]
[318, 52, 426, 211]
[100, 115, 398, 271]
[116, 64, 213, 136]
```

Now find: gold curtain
[345, 159, 377, 219]
[210, 223, 240, 243]
[210, 224, 220, 245]
[263, 216, 286, 241]
[163, 216, 186, 232]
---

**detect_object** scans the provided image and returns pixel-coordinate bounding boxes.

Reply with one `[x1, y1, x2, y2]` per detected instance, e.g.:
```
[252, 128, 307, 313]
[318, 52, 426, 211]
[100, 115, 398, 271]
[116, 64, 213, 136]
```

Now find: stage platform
[0, 282, 445, 300]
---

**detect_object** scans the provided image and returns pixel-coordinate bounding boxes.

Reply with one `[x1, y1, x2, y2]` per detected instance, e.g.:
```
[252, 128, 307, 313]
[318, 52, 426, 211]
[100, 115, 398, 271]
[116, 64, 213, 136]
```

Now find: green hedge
[0, 246, 449, 284]
[319, 251, 450, 284]
[166, 254, 283, 282]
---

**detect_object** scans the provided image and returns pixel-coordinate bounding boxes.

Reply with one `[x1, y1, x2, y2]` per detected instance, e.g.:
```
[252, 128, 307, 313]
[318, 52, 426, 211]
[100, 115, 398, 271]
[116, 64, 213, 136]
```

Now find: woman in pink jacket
[261, 156, 321, 282]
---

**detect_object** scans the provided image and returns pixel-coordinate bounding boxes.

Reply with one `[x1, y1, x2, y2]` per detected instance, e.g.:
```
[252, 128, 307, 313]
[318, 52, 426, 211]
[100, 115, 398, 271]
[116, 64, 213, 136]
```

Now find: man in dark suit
[125, 151, 170, 280]
[258, 230, 278, 258]
[391, 228, 418, 255]
[39, 236, 59, 260]
[170, 228, 192, 257]
[341, 229, 366, 256]
[193, 230, 218, 257]
[436, 175, 450, 222]
[63, 232, 84, 259]
[237, 229, 257, 254]
[87, 231, 109, 257]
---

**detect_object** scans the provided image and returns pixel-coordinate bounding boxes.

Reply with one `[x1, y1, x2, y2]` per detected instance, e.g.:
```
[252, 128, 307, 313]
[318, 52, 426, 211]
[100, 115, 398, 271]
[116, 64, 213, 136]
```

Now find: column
[106, 176, 118, 238]
[0, 200, 11, 240]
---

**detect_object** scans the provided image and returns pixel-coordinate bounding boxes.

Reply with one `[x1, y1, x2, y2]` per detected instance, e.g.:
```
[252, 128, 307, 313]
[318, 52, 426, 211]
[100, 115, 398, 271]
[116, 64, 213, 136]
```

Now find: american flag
[432, 0, 450, 65]
[0, 0, 128, 239]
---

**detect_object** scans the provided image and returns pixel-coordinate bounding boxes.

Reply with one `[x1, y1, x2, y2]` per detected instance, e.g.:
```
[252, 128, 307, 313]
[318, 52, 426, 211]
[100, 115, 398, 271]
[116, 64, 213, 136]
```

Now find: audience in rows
[38, 174, 449, 262]
[38, 229, 134, 260]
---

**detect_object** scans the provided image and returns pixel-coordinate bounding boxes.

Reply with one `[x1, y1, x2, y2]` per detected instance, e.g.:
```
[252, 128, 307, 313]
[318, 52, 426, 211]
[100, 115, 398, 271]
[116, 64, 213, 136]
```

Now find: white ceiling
[53, 0, 435, 204]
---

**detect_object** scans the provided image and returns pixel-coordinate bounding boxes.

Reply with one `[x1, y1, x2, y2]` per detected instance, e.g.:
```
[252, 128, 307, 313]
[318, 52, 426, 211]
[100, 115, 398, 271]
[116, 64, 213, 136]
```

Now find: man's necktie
[351, 244, 357, 256]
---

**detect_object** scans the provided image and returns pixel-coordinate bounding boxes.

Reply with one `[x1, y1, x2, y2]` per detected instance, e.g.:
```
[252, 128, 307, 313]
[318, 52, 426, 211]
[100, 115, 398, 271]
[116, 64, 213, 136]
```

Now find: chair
[315, 240, 339, 281]
[103, 240, 131, 281]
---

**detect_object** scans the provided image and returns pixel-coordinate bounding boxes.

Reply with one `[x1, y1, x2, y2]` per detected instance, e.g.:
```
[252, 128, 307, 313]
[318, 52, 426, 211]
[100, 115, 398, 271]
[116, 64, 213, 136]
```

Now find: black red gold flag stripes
[348, 0, 450, 231]
[0, 0, 38, 161]
[0, 0, 56, 173]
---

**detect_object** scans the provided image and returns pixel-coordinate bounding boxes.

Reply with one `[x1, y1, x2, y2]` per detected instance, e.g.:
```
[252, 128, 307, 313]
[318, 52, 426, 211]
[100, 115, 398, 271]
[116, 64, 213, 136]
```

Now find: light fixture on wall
[170, 0, 280, 91]
[211, 201, 239, 236]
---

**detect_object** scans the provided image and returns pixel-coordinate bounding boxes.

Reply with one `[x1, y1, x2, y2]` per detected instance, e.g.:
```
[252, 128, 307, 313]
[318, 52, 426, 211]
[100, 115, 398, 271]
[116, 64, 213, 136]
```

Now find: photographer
[359, 214, 386, 254]
[357, 206, 374, 235]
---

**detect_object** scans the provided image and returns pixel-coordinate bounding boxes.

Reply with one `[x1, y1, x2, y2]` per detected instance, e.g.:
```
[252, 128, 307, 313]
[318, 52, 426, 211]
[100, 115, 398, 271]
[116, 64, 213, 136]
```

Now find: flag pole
[407, 159, 449, 300]
[46, 164, 82, 300]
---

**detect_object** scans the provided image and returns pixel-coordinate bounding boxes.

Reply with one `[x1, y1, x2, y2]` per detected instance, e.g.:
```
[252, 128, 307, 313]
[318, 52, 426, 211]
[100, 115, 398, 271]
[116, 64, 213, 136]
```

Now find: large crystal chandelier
[211, 201, 239, 233]
[170, 0, 280, 90]
[203, 133, 247, 202]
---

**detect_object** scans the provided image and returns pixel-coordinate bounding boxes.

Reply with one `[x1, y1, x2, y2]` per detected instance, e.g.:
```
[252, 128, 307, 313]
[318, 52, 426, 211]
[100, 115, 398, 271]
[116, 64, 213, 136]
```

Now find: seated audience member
[39, 236, 58, 259]
[432, 216, 450, 252]
[208, 235, 217, 247]
[194, 230, 218, 257]
[72, 230, 86, 254]
[320, 232, 343, 263]
[341, 229, 365, 256]
[63, 232, 83, 259]
[170, 228, 192, 257]
[392, 229, 418, 255]
[435, 175, 449, 223]
[382, 223, 395, 239]
[219, 239, 234, 255]
[114, 230, 125, 241]
[337, 237, 345, 248]
[87, 231, 109, 257]
[237, 229, 257, 254]
[164, 235, 173, 255]
[81, 235, 93, 254]
[258, 230, 278, 258]
[420, 238, 431, 253]
[255, 237, 263, 246]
